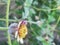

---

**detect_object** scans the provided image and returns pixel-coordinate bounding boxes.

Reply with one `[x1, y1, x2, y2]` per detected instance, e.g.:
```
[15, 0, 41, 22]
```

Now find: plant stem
[6, 0, 12, 45]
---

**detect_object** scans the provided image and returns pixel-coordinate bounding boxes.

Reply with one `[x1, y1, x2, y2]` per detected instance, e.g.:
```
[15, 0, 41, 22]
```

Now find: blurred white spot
[17, 36, 20, 42]
[19, 38, 24, 44]
[57, 6, 60, 9]
[35, 16, 39, 20]
[36, 20, 44, 27]
[15, 31, 18, 38]
[24, 3, 27, 6]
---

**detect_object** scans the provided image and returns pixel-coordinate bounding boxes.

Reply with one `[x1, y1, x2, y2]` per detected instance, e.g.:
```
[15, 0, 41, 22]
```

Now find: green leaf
[25, 0, 33, 6]
[48, 15, 55, 23]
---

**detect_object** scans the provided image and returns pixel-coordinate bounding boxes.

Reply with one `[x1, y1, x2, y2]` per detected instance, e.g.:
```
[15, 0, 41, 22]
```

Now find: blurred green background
[0, 0, 60, 45]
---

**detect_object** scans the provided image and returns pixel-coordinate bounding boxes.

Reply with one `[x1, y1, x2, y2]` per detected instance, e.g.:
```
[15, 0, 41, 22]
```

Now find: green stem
[55, 16, 60, 27]
[6, 0, 10, 27]
[54, 16, 60, 32]
[6, 0, 12, 45]
[53, 16, 60, 31]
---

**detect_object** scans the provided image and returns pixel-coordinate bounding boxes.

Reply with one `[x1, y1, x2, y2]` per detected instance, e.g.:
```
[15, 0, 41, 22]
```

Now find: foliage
[11, 0, 60, 45]
[0, 0, 60, 45]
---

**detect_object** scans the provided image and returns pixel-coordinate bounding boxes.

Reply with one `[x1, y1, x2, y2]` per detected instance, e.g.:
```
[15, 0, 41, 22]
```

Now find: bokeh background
[0, 0, 60, 45]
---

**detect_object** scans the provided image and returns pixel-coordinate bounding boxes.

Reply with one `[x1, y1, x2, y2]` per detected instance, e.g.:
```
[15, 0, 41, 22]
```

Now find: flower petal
[17, 36, 20, 42]
[19, 38, 24, 44]
[15, 31, 18, 38]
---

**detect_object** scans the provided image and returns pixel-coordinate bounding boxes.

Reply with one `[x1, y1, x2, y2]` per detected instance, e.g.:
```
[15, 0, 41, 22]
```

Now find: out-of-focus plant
[13, 0, 60, 45]
[0, 0, 60, 45]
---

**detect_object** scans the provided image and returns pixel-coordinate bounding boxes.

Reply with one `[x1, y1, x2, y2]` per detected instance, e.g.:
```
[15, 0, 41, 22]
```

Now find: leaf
[30, 8, 36, 14]
[25, 0, 33, 6]
[33, 1, 38, 5]
[31, 24, 41, 35]
[48, 15, 55, 23]
[36, 36, 45, 41]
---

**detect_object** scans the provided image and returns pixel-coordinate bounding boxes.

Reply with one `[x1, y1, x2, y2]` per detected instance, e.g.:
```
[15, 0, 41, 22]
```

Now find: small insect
[15, 20, 28, 44]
